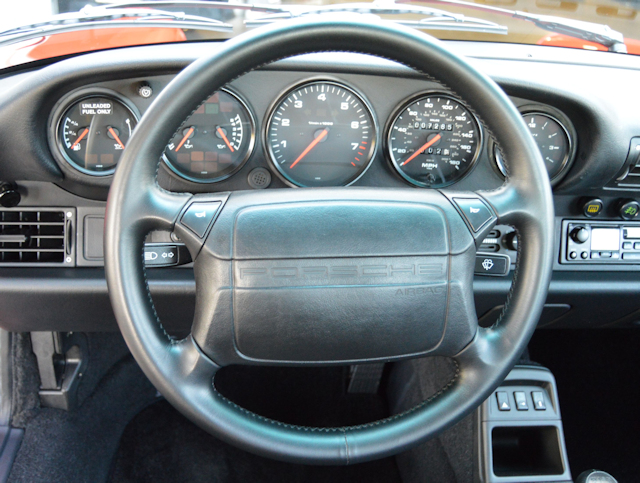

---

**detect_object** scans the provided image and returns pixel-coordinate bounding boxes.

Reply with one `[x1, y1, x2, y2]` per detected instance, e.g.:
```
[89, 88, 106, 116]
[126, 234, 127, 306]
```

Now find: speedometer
[386, 93, 482, 188]
[265, 80, 376, 187]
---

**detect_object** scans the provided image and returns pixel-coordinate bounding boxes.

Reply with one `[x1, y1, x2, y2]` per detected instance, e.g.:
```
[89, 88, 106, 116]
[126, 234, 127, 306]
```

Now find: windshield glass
[2, 0, 639, 68]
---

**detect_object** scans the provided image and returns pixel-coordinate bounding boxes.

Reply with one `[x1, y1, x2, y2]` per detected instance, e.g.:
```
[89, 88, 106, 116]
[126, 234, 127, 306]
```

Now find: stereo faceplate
[561, 219, 640, 264]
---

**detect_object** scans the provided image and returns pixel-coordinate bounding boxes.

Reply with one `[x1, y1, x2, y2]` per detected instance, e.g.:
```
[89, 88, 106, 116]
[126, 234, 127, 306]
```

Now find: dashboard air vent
[614, 138, 640, 189]
[0, 208, 75, 266]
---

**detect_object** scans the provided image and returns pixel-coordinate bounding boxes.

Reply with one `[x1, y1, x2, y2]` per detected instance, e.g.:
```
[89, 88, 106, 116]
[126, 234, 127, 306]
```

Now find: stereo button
[635, 242, 640, 250]
[623, 242, 633, 249]
[622, 253, 640, 260]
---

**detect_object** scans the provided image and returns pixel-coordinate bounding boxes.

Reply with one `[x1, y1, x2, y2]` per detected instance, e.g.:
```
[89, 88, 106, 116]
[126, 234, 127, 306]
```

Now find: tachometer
[265, 80, 376, 187]
[56, 94, 138, 175]
[163, 89, 255, 183]
[386, 93, 482, 188]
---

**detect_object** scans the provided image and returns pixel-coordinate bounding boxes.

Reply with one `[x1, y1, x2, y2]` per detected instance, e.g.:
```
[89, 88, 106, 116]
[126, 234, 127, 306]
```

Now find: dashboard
[0, 41, 640, 333]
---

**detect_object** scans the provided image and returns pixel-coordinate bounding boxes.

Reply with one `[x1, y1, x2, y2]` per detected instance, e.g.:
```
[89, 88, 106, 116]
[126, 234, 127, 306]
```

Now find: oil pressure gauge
[55, 93, 138, 176]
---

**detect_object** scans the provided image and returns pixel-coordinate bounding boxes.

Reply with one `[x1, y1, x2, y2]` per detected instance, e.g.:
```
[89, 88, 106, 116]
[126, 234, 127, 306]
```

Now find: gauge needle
[216, 127, 235, 153]
[401, 134, 442, 166]
[70, 128, 89, 150]
[175, 127, 194, 152]
[290, 129, 328, 169]
[108, 127, 125, 150]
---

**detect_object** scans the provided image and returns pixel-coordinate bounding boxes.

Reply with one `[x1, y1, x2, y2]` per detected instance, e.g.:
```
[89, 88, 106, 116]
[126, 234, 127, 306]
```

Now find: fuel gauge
[56, 94, 138, 175]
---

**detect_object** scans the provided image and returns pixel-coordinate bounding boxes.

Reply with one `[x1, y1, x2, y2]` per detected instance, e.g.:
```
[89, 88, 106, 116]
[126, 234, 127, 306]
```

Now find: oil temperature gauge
[56, 94, 138, 175]
[163, 89, 255, 183]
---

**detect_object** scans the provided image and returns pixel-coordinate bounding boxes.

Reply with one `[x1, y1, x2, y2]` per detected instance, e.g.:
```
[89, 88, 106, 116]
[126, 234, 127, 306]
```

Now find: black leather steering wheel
[104, 17, 554, 465]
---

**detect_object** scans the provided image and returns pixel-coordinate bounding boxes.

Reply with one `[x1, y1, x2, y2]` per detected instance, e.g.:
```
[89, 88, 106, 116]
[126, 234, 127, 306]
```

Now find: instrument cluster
[48, 78, 577, 189]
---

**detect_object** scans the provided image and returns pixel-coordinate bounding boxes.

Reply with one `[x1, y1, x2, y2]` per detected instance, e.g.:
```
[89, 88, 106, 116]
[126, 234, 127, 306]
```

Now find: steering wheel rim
[104, 16, 554, 465]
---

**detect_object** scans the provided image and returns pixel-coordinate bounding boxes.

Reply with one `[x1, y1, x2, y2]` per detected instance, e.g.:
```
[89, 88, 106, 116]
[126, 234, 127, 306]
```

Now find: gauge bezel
[263, 78, 378, 188]
[49, 87, 141, 177]
[162, 87, 257, 184]
[491, 104, 577, 186]
[384, 91, 483, 189]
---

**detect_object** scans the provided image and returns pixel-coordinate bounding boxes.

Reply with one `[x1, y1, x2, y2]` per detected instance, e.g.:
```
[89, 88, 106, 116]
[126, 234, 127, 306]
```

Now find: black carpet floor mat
[109, 366, 402, 483]
[528, 329, 640, 482]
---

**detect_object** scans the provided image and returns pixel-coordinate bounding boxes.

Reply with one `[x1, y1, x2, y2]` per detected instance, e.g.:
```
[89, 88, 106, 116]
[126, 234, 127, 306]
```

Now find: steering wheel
[104, 17, 554, 465]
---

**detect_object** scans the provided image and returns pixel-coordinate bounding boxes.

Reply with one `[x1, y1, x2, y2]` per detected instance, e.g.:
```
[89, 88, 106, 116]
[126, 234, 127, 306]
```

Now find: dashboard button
[180, 201, 221, 238]
[619, 199, 639, 221]
[582, 198, 603, 218]
[475, 254, 509, 276]
[453, 197, 494, 232]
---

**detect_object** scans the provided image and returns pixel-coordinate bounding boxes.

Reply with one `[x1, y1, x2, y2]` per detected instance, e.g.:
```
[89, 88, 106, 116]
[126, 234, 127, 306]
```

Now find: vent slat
[0, 209, 69, 265]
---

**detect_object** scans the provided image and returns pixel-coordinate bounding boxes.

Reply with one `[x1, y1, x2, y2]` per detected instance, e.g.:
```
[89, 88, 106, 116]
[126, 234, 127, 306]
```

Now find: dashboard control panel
[561, 219, 640, 264]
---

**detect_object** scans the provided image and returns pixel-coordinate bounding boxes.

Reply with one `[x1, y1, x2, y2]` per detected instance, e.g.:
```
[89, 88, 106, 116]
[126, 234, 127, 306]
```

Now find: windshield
[1, 0, 638, 68]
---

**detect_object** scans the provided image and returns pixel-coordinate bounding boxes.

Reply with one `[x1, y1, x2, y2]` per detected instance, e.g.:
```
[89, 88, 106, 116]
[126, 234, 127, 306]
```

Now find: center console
[477, 366, 572, 483]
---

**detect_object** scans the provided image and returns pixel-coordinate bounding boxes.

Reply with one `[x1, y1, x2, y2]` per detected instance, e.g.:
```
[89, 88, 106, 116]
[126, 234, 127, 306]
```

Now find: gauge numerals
[387, 94, 481, 188]
[265, 81, 376, 187]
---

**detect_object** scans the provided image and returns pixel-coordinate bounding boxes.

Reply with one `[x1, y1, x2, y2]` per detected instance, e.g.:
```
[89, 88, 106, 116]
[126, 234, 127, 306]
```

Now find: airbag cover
[231, 201, 453, 362]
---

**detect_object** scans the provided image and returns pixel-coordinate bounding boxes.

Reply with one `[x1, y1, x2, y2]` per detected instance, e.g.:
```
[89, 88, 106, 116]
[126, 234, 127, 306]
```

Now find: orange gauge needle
[108, 127, 125, 150]
[70, 128, 89, 150]
[401, 134, 442, 166]
[175, 127, 194, 152]
[216, 127, 235, 153]
[290, 129, 328, 169]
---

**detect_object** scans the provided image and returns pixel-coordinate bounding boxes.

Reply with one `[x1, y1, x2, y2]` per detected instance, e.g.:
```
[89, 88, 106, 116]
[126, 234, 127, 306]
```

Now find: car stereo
[561, 219, 640, 264]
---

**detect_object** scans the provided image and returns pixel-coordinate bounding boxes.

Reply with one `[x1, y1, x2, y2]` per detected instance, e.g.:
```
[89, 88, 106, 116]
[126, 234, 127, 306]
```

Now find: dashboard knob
[570, 227, 589, 244]
[618, 199, 639, 220]
[0, 182, 20, 207]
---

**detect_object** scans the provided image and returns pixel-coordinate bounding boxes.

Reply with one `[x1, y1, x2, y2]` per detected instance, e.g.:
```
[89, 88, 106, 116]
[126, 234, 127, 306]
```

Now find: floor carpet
[528, 329, 640, 482]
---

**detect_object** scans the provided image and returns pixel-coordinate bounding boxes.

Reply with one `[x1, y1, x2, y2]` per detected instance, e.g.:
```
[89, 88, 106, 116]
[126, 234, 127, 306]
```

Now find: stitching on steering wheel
[141, 245, 175, 343]
[209, 359, 460, 433]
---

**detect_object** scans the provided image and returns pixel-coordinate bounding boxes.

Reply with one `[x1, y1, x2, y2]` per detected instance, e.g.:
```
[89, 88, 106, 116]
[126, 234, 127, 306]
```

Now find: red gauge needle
[216, 127, 235, 153]
[70, 128, 89, 150]
[401, 134, 442, 166]
[108, 127, 125, 150]
[175, 127, 194, 152]
[290, 129, 328, 169]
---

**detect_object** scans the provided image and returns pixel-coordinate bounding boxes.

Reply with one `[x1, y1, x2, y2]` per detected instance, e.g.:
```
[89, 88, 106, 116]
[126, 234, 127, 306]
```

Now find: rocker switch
[496, 391, 510, 411]
[532, 391, 547, 411]
[514, 391, 529, 411]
